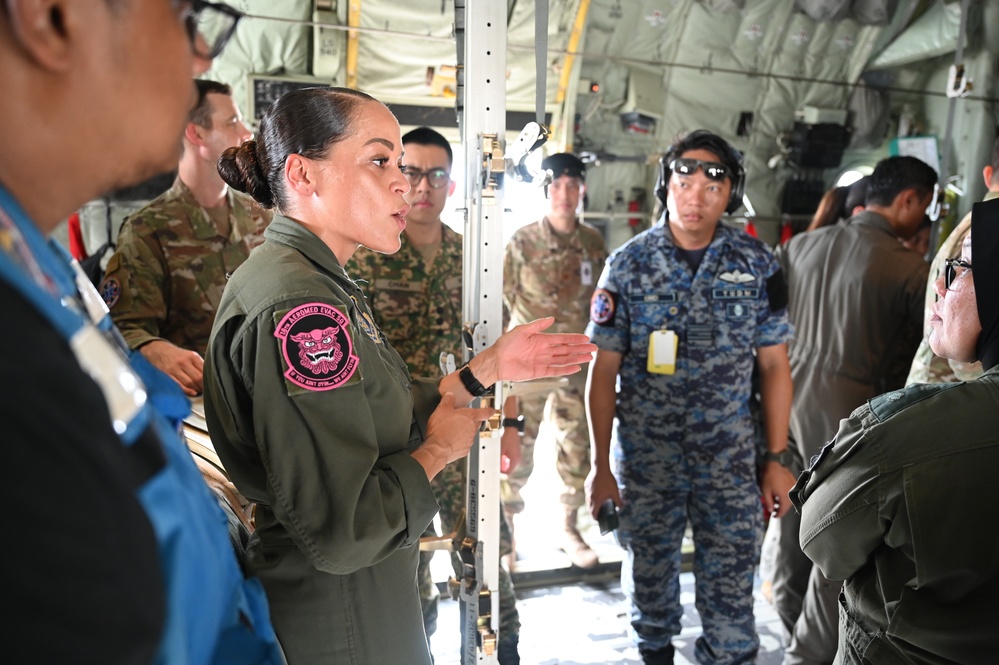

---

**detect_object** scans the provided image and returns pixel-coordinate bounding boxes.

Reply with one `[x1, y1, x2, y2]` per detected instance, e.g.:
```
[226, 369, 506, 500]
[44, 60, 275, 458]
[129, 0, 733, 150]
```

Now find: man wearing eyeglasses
[791, 207, 999, 662]
[101, 79, 271, 397]
[773, 155, 937, 664]
[907, 137, 999, 387]
[0, 2, 282, 663]
[586, 130, 794, 665]
[350, 126, 523, 664]
[501, 152, 609, 570]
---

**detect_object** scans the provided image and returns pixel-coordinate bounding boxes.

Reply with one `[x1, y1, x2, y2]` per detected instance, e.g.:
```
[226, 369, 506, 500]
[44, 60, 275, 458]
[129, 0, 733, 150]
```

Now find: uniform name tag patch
[629, 293, 677, 304]
[375, 278, 422, 293]
[711, 288, 759, 300]
[274, 303, 359, 391]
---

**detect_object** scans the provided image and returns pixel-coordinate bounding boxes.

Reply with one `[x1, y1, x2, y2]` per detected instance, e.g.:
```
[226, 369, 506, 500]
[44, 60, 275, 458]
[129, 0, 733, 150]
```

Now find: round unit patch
[101, 277, 121, 309]
[274, 303, 359, 391]
[590, 288, 615, 325]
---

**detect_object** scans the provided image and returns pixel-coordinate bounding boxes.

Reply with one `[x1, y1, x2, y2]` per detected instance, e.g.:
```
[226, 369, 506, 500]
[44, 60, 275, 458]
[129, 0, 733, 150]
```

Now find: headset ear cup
[726, 145, 746, 214]
[726, 170, 746, 214]
[655, 157, 668, 207]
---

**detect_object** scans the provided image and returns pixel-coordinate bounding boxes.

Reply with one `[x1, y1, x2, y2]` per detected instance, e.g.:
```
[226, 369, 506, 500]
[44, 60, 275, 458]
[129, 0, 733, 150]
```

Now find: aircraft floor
[430, 571, 785, 664]
[427, 428, 786, 664]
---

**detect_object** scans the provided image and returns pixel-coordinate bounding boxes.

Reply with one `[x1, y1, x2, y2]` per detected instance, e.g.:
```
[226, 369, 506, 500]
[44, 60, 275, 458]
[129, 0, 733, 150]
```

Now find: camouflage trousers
[617, 430, 762, 664]
[418, 456, 520, 642]
[501, 370, 591, 514]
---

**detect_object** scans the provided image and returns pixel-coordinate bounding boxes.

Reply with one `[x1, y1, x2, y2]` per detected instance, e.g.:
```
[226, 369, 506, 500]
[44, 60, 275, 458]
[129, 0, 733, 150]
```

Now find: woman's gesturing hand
[471, 317, 597, 387]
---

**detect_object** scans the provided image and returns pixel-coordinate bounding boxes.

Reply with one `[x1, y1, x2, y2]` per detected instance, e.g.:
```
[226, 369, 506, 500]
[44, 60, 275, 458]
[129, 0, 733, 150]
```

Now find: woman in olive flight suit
[205, 86, 596, 664]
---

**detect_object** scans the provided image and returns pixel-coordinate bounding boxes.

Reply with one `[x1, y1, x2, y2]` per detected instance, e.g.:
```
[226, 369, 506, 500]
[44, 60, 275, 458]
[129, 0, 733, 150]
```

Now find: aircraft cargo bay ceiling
[207, 0, 999, 242]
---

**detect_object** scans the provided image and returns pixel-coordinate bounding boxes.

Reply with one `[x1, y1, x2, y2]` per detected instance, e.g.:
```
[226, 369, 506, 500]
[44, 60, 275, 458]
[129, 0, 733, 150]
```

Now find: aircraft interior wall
[67, 0, 999, 278]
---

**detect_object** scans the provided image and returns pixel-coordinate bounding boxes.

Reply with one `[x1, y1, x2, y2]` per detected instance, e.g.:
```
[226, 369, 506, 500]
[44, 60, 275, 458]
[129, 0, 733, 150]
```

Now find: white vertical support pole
[454, 1, 506, 663]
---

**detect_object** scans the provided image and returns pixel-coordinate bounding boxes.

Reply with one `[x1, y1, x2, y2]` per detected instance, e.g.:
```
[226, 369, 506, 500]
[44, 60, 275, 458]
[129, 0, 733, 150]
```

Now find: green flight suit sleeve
[793, 408, 889, 581]
[411, 377, 441, 438]
[211, 294, 440, 576]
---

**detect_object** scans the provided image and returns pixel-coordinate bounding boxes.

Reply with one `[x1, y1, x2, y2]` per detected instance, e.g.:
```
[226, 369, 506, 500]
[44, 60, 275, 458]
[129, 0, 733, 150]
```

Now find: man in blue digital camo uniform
[586, 130, 796, 665]
[0, 3, 281, 664]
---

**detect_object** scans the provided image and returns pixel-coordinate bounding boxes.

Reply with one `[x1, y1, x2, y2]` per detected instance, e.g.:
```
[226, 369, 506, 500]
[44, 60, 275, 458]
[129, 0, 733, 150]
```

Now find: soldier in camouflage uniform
[906, 139, 999, 386]
[586, 131, 795, 665]
[101, 80, 270, 396]
[349, 127, 521, 664]
[501, 152, 608, 569]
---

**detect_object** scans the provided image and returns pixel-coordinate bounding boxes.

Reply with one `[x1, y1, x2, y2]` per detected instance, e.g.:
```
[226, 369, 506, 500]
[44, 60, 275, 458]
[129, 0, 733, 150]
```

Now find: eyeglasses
[184, 0, 244, 60]
[670, 158, 730, 182]
[944, 258, 972, 290]
[402, 167, 450, 189]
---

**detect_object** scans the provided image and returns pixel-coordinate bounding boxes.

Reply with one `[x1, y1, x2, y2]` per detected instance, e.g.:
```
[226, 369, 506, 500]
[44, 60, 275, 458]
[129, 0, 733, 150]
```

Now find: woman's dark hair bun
[218, 140, 275, 208]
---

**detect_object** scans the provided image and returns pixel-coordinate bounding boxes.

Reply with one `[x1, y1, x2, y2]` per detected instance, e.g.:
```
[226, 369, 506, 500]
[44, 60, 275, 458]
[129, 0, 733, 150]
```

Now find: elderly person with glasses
[791, 198, 999, 664]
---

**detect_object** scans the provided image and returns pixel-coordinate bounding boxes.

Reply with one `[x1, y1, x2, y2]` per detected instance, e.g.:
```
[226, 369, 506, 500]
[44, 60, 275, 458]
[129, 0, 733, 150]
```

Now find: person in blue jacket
[0, 2, 283, 663]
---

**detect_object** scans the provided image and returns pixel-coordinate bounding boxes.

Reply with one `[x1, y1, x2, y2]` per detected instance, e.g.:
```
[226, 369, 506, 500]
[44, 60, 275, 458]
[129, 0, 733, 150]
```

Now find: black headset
[655, 130, 746, 215]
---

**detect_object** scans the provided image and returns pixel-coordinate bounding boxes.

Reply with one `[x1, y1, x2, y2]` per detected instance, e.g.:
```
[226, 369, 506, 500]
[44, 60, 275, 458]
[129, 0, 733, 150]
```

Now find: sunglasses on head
[402, 167, 450, 189]
[669, 158, 730, 182]
[944, 258, 972, 290]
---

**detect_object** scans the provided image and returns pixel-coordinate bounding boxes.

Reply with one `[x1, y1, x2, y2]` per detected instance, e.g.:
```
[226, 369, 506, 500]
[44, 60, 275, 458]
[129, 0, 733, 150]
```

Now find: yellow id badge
[647, 330, 678, 375]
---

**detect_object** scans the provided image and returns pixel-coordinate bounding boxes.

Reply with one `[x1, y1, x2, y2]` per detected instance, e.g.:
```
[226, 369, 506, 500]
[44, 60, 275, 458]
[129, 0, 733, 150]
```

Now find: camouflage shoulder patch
[868, 382, 962, 423]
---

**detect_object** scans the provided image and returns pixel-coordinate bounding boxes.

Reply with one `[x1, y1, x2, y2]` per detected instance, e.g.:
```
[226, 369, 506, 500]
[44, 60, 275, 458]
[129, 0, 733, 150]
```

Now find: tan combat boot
[561, 507, 598, 569]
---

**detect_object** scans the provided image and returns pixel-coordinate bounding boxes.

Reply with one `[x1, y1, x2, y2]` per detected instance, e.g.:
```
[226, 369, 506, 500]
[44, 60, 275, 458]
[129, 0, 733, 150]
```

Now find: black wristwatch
[458, 364, 493, 397]
[764, 448, 795, 467]
[502, 416, 525, 432]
